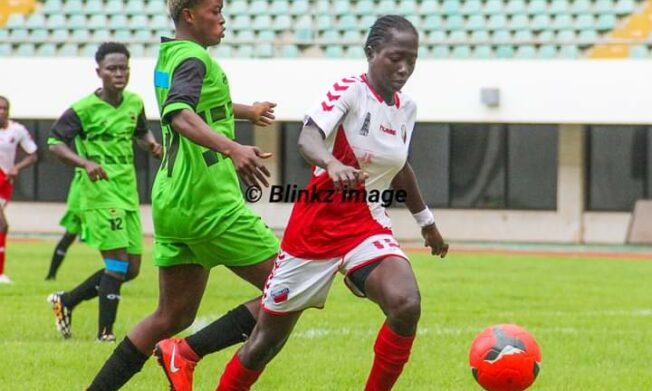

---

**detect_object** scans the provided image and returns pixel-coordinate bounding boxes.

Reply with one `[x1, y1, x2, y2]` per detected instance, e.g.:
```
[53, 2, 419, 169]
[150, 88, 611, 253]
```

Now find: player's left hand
[249, 101, 276, 127]
[422, 224, 449, 258]
[150, 142, 163, 160]
[7, 166, 19, 179]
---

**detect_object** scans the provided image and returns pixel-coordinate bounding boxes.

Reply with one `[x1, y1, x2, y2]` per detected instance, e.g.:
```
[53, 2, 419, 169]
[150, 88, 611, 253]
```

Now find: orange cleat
[154, 338, 197, 391]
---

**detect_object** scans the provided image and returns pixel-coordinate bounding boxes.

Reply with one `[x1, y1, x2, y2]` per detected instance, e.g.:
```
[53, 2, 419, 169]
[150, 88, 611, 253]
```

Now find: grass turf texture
[1, 239, 651, 390]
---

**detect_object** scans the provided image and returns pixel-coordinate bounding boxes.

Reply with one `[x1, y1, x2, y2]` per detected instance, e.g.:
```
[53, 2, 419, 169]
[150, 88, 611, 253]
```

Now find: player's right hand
[230, 145, 272, 188]
[326, 160, 368, 191]
[84, 161, 108, 182]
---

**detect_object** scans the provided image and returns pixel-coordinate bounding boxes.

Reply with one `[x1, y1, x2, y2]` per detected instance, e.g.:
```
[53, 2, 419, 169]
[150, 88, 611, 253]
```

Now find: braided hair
[365, 15, 418, 53]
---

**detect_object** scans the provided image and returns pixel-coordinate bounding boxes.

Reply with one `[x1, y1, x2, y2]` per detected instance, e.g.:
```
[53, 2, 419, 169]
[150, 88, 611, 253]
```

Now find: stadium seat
[428, 30, 447, 42]
[6, 14, 26, 29]
[0, 44, 11, 57]
[405, 14, 422, 29]
[461, 0, 483, 15]
[615, 0, 636, 14]
[556, 29, 576, 42]
[37, 43, 57, 56]
[255, 44, 275, 58]
[252, 15, 273, 30]
[441, 0, 461, 15]
[423, 15, 444, 31]
[109, 15, 130, 31]
[31, 29, 49, 41]
[155, 29, 174, 39]
[59, 43, 79, 56]
[487, 15, 508, 31]
[325, 45, 344, 58]
[249, 0, 268, 15]
[84, 0, 103, 15]
[214, 44, 234, 58]
[289, 0, 309, 16]
[88, 15, 108, 30]
[273, 14, 292, 31]
[338, 15, 358, 31]
[269, 0, 289, 16]
[467, 14, 486, 31]
[131, 15, 150, 29]
[321, 30, 340, 43]
[47, 14, 67, 30]
[26, 13, 46, 29]
[558, 45, 580, 58]
[431, 46, 449, 58]
[578, 29, 599, 43]
[596, 14, 617, 30]
[552, 14, 574, 30]
[151, 15, 173, 30]
[228, 0, 248, 15]
[515, 45, 537, 58]
[537, 30, 555, 42]
[451, 45, 472, 58]
[16, 43, 36, 56]
[514, 30, 534, 42]
[353, 0, 373, 16]
[294, 27, 313, 42]
[125, 0, 146, 15]
[473, 45, 493, 58]
[527, 0, 547, 15]
[505, 0, 527, 14]
[449, 30, 468, 42]
[71, 29, 90, 42]
[342, 30, 363, 43]
[398, 0, 419, 15]
[237, 45, 255, 58]
[114, 30, 132, 42]
[538, 44, 557, 58]
[629, 45, 648, 58]
[575, 14, 596, 31]
[145, 1, 167, 15]
[420, 0, 438, 15]
[63, 0, 84, 15]
[570, 0, 592, 14]
[280, 44, 300, 58]
[493, 30, 512, 42]
[594, 0, 617, 14]
[50, 29, 70, 41]
[531, 14, 551, 31]
[231, 15, 251, 30]
[129, 43, 145, 57]
[93, 29, 112, 43]
[43, 0, 63, 14]
[470, 30, 490, 42]
[485, 0, 505, 15]
[105, 0, 123, 14]
[549, 0, 571, 14]
[495, 45, 515, 58]
[258, 30, 275, 42]
[511, 14, 530, 30]
[377, 0, 396, 15]
[315, 0, 330, 15]
[134, 29, 153, 42]
[236, 29, 255, 42]
[9, 29, 28, 41]
[343, 45, 363, 58]
[446, 15, 465, 31]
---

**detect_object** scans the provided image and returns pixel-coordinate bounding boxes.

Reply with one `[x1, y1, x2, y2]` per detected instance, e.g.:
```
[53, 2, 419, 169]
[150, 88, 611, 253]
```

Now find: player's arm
[392, 163, 448, 258]
[163, 58, 271, 188]
[233, 102, 276, 127]
[48, 108, 108, 181]
[298, 120, 366, 191]
[8, 126, 39, 178]
[133, 109, 163, 159]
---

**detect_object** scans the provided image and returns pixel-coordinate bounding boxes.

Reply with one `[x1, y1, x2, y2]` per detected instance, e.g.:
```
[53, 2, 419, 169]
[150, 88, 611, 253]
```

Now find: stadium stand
[0, 0, 649, 58]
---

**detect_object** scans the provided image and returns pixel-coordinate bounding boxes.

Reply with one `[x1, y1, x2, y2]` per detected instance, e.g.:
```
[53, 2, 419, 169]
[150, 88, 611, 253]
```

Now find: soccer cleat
[0, 274, 12, 284]
[97, 333, 116, 343]
[47, 292, 72, 339]
[154, 338, 197, 391]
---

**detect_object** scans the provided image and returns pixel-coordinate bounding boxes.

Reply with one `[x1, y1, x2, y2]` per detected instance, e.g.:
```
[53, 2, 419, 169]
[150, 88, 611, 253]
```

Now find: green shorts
[59, 209, 82, 235]
[81, 208, 143, 254]
[154, 207, 279, 269]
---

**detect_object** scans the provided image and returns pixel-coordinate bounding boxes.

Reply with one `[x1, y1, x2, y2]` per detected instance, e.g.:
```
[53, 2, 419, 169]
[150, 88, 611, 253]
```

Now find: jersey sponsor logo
[359, 112, 371, 136]
[271, 287, 290, 304]
[380, 124, 397, 136]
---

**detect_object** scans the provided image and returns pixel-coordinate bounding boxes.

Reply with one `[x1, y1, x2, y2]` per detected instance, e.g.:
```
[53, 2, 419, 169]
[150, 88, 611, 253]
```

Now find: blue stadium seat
[71, 29, 90, 42]
[88, 14, 108, 30]
[16, 43, 36, 56]
[615, 0, 636, 14]
[249, 0, 268, 15]
[556, 29, 576, 42]
[321, 30, 340, 43]
[316, 0, 330, 15]
[84, 0, 103, 15]
[578, 29, 599, 43]
[505, 0, 527, 14]
[398, 0, 419, 15]
[441, 0, 461, 15]
[6, 14, 26, 29]
[552, 14, 574, 30]
[37, 43, 57, 56]
[255, 44, 275, 58]
[514, 30, 534, 42]
[538, 45, 557, 58]
[354, 0, 373, 15]
[134, 29, 153, 42]
[280, 44, 300, 58]
[485, 0, 505, 15]
[594, 0, 616, 14]
[431, 46, 449, 58]
[131, 15, 150, 29]
[511, 14, 530, 30]
[63, 0, 84, 15]
[109, 15, 130, 31]
[470, 30, 490, 43]
[473, 45, 493, 58]
[294, 27, 314, 42]
[342, 30, 363, 43]
[273, 14, 292, 31]
[495, 45, 514, 58]
[527, 0, 547, 15]
[258, 30, 275, 42]
[231, 15, 250, 30]
[531, 14, 551, 31]
[252, 15, 273, 30]
[420, 0, 438, 15]
[93, 29, 112, 43]
[228, 0, 248, 15]
[0, 44, 12, 57]
[537, 30, 555, 42]
[9, 29, 28, 41]
[31, 29, 49, 41]
[26, 13, 46, 28]
[51, 29, 70, 41]
[269, 0, 289, 16]
[214, 44, 234, 58]
[405, 14, 422, 29]
[105, 0, 123, 14]
[146, 0, 167, 15]
[466, 15, 486, 31]
[47, 14, 67, 30]
[493, 30, 512, 42]
[125, 0, 147, 15]
[487, 15, 508, 31]
[449, 30, 467, 42]
[446, 15, 465, 31]
[428, 30, 447, 42]
[629, 45, 648, 58]
[549, 0, 571, 15]
[570, 0, 591, 14]
[558, 45, 579, 58]
[237, 45, 255, 58]
[43, 0, 63, 14]
[515, 45, 537, 58]
[114, 30, 132, 42]
[325, 45, 344, 58]
[343, 45, 363, 58]
[461, 0, 483, 15]
[575, 14, 595, 30]
[129, 43, 145, 57]
[289, 0, 309, 16]
[596, 14, 617, 30]
[338, 15, 358, 31]
[151, 15, 173, 30]
[377, 0, 396, 15]
[423, 15, 444, 31]
[451, 45, 472, 58]
[59, 43, 79, 56]
[236, 29, 255, 42]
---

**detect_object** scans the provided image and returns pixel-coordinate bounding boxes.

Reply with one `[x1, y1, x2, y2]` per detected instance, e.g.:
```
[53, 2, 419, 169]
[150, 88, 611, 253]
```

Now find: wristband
[413, 208, 435, 228]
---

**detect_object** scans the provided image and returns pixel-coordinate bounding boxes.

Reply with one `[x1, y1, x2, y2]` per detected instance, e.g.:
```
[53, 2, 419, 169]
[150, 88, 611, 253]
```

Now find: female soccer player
[86, 1, 279, 389]
[216, 15, 449, 391]
[47, 42, 163, 342]
[0, 96, 38, 284]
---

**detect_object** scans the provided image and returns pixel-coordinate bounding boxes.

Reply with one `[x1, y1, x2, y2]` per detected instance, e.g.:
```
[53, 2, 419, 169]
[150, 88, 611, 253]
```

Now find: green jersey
[48, 90, 149, 211]
[152, 38, 244, 241]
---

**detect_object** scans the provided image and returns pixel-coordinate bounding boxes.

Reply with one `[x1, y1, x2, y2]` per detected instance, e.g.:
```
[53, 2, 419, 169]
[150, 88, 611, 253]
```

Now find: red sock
[179, 338, 200, 362]
[0, 232, 6, 275]
[216, 351, 263, 391]
[364, 321, 416, 391]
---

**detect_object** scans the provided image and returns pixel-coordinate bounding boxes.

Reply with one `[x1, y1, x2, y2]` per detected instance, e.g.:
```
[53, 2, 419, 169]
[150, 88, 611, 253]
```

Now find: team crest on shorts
[271, 287, 290, 304]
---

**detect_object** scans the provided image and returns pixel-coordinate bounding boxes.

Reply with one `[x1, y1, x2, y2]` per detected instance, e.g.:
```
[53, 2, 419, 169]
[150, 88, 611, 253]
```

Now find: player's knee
[0, 220, 8, 233]
[387, 292, 421, 327]
[243, 330, 286, 368]
[125, 264, 140, 281]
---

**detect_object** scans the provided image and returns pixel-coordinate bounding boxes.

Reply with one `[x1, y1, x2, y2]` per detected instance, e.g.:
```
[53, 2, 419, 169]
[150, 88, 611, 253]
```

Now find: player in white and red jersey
[0, 96, 38, 284]
[216, 16, 448, 391]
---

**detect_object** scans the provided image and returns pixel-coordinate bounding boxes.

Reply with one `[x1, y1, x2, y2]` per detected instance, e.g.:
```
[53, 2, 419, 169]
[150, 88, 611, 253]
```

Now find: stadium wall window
[408, 123, 450, 208]
[281, 121, 313, 189]
[587, 125, 648, 211]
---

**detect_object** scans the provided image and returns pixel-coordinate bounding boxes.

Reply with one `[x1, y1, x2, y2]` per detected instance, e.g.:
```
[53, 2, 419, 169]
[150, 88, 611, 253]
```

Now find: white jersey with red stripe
[0, 120, 37, 174]
[282, 74, 417, 259]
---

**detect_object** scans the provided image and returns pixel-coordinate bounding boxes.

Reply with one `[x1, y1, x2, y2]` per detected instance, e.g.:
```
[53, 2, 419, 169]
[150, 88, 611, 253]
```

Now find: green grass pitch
[1, 239, 651, 390]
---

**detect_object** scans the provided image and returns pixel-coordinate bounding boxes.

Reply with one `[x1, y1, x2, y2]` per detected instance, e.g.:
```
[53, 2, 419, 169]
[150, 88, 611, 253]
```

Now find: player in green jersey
[86, 1, 280, 389]
[47, 42, 163, 342]
[45, 167, 83, 281]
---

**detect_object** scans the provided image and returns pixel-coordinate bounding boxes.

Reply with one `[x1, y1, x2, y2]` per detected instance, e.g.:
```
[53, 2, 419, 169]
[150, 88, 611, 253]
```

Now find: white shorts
[261, 234, 408, 314]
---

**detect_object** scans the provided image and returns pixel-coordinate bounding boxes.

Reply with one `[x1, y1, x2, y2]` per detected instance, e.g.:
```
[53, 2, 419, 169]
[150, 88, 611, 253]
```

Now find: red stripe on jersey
[321, 101, 334, 111]
[282, 126, 392, 259]
[342, 77, 356, 83]
[360, 74, 384, 103]
[326, 91, 340, 102]
[333, 82, 349, 92]
[395, 93, 401, 109]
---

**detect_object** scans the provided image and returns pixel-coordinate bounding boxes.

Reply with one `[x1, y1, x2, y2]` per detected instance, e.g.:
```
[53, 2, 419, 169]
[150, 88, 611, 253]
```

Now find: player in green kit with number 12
[86, 1, 280, 389]
[47, 42, 163, 342]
